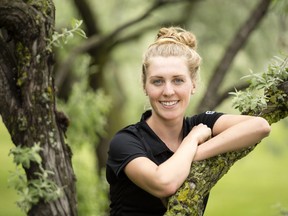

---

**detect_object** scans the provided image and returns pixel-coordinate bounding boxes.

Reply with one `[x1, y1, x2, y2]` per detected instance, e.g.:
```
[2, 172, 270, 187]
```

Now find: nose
[163, 82, 175, 96]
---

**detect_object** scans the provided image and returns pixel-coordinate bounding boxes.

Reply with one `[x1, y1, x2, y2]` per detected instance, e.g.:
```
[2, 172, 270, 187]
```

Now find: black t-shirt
[106, 110, 223, 216]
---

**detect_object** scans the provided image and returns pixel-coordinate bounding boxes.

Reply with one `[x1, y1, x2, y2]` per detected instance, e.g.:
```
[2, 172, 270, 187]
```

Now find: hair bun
[156, 27, 197, 50]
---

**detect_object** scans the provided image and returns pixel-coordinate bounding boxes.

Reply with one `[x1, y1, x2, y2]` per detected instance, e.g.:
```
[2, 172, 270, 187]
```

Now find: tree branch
[165, 57, 288, 215]
[166, 97, 287, 215]
[55, 0, 194, 88]
[210, 82, 250, 111]
[197, 0, 272, 113]
[71, 0, 100, 37]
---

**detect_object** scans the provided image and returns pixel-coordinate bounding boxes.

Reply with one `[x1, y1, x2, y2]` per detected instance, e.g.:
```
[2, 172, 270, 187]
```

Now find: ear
[191, 81, 196, 95]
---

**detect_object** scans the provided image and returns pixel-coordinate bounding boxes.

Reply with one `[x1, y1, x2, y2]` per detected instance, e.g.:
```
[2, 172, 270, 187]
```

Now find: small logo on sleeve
[205, 111, 215, 115]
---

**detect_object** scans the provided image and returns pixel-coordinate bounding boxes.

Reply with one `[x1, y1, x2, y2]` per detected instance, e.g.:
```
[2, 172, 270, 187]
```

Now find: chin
[159, 110, 184, 121]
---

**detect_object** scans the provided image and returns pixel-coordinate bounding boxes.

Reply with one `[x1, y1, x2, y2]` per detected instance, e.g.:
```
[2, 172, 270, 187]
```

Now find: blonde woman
[106, 26, 271, 216]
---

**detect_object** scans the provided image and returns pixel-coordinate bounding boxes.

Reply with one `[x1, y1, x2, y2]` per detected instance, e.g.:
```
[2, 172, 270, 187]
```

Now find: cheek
[146, 88, 159, 99]
[181, 84, 193, 94]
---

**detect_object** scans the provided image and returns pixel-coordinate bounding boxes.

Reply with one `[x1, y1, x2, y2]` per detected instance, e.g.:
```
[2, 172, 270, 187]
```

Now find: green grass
[1, 118, 287, 216]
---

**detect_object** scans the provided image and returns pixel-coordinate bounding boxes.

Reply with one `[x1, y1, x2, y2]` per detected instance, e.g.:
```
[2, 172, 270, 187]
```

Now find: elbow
[163, 182, 180, 197]
[157, 183, 179, 198]
[256, 117, 271, 138]
[153, 178, 180, 198]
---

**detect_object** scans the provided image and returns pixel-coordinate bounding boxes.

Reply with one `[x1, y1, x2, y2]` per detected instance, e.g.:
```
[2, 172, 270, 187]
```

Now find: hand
[186, 124, 212, 145]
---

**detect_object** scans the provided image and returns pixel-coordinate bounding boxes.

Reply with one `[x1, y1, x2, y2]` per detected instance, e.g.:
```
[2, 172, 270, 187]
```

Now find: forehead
[147, 56, 189, 77]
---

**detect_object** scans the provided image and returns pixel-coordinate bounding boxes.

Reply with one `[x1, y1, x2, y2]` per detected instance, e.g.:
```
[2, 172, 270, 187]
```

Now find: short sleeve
[189, 111, 224, 130]
[107, 129, 147, 177]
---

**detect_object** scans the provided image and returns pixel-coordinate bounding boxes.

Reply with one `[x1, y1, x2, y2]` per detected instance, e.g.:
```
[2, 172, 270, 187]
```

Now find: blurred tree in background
[0, 0, 287, 215]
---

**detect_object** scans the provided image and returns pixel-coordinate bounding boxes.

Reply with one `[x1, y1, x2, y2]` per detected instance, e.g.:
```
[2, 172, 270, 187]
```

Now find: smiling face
[144, 56, 195, 122]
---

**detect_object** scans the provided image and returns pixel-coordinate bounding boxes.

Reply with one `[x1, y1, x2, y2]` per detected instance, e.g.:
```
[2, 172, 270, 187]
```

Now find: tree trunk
[0, 1, 77, 215]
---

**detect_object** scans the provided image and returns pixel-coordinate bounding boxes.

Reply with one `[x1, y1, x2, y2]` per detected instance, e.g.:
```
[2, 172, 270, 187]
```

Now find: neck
[146, 113, 184, 151]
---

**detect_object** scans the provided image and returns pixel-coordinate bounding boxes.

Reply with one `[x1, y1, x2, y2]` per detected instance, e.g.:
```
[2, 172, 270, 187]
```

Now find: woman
[106, 27, 271, 216]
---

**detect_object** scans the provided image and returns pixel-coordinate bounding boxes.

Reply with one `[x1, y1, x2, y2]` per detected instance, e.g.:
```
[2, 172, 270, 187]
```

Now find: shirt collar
[139, 110, 173, 156]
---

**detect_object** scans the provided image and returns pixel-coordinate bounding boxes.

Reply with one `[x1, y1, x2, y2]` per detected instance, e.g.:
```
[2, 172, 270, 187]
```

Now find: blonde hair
[142, 27, 201, 88]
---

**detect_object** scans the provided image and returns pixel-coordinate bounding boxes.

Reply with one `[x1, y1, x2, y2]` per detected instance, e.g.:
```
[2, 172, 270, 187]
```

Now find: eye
[173, 78, 184, 85]
[152, 79, 164, 86]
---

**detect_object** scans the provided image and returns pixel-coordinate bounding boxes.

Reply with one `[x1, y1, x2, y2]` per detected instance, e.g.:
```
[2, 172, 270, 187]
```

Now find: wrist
[181, 138, 198, 152]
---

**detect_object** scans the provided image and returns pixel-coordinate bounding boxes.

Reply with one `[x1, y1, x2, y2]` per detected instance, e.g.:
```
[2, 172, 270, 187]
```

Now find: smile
[160, 100, 179, 107]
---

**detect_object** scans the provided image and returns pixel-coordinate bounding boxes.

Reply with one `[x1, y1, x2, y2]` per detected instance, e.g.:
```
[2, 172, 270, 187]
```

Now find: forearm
[125, 139, 198, 198]
[194, 117, 271, 161]
[155, 139, 198, 195]
[125, 123, 211, 198]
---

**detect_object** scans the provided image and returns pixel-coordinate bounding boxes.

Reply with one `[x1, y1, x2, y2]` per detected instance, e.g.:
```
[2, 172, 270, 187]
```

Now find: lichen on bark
[165, 147, 255, 216]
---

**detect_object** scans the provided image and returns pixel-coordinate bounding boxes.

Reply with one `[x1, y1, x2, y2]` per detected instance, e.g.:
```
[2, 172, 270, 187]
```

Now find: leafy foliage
[230, 55, 288, 116]
[59, 55, 111, 148]
[9, 143, 42, 169]
[8, 143, 61, 213]
[46, 19, 87, 52]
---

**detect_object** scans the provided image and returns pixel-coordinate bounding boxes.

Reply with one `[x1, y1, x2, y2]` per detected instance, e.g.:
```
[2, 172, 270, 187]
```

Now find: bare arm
[124, 124, 211, 198]
[124, 115, 270, 199]
[194, 115, 271, 161]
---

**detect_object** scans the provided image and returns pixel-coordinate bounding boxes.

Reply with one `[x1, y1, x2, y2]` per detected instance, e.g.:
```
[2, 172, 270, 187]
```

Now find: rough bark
[165, 83, 288, 214]
[0, 1, 77, 215]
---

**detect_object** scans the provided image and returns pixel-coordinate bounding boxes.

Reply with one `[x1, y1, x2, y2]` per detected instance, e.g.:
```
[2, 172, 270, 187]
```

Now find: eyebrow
[149, 75, 185, 79]
[149, 76, 163, 79]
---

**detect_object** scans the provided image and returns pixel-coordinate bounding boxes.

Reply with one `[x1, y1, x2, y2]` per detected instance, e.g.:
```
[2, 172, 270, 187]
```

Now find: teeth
[161, 101, 178, 106]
